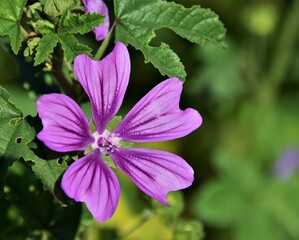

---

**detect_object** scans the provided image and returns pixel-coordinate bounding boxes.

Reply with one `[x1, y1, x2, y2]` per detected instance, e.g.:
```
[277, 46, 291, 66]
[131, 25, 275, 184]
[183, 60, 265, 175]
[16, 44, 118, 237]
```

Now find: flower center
[92, 130, 121, 153]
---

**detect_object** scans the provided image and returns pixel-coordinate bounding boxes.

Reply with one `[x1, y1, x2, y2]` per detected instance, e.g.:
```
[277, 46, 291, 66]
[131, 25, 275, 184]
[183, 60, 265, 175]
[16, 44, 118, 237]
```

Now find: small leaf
[0, 0, 27, 54]
[151, 191, 184, 224]
[41, 0, 73, 18]
[32, 19, 55, 35]
[24, 37, 40, 57]
[115, 0, 226, 80]
[143, 42, 186, 80]
[58, 32, 92, 62]
[174, 219, 205, 240]
[106, 116, 122, 131]
[60, 12, 105, 35]
[34, 32, 58, 66]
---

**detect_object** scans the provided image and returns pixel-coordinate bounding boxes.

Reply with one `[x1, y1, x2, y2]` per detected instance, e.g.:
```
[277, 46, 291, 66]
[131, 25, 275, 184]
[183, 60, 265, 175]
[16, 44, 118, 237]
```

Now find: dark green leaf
[0, 85, 32, 198]
[5, 161, 81, 240]
[58, 32, 92, 62]
[60, 12, 105, 35]
[0, 0, 27, 53]
[34, 32, 58, 65]
[24, 116, 68, 197]
[115, 0, 226, 80]
[33, 11, 99, 64]
[0, 87, 67, 199]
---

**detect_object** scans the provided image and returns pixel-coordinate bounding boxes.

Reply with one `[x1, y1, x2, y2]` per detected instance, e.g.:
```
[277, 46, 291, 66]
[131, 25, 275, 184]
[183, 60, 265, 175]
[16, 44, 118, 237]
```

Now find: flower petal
[114, 78, 202, 142]
[110, 148, 194, 205]
[74, 42, 130, 133]
[61, 149, 120, 222]
[37, 94, 94, 152]
[82, 0, 110, 41]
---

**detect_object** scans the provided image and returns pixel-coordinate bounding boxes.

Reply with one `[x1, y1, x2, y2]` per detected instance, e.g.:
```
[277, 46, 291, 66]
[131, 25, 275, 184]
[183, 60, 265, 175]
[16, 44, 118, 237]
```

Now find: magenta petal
[37, 94, 93, 152]
[61, 149, 120, 222]
[83, 0, 110, 41]
[114, 78, 202, 142]
[74, 42, 130, 133]
[110, 148, 194, 205]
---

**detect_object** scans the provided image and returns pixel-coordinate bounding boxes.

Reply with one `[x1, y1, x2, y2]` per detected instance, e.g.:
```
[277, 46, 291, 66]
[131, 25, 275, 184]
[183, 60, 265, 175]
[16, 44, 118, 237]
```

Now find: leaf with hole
[0, 85, 34, 198]
[0, 86, 68, 200]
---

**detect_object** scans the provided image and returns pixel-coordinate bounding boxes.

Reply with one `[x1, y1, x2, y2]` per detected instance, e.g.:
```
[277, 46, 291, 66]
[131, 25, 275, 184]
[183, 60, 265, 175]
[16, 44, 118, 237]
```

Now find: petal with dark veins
[110, 148, 194, 205]
[61, 149, 120, 222]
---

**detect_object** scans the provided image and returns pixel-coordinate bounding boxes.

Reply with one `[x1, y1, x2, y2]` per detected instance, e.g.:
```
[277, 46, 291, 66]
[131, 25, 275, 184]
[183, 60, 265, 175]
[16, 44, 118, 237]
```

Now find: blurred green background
[1, 0, 299, 239]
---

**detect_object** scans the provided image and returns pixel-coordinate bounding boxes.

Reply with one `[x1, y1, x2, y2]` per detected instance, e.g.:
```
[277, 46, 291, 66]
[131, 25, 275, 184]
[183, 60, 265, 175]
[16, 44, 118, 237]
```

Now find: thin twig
[52, 45, 78, 100]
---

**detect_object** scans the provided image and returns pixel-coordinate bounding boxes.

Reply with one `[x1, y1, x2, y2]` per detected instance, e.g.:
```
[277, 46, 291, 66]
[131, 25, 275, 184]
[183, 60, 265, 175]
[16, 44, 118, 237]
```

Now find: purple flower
[272, 148, 299, 179]
[82, 0, 109, 41]
[37, 42, 202, 222]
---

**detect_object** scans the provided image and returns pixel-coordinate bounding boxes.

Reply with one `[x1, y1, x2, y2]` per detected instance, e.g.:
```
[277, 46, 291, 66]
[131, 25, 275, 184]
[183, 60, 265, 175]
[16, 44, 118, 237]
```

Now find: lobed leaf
[115, 0, 226, 80]
[0, 86, 67, 199]
[33, 11, 101, 65]
[60, 12, 105, 35]
[0, 0, 27, 54]
[41, 0, 73, 18]
[34, 32, 58, 66]
[58, 32, 92, 62]
[5, 164, 81, 240]
[0, 85, 32, 198]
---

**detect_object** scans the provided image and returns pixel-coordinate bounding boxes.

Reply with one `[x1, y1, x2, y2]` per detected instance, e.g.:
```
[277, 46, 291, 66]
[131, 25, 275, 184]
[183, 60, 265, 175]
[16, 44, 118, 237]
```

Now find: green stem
[94, 22, 116, 60]
[52, 45, 78, 100]
[256, 0, 299, 105]
[41, 230, 48, 240]
[20, 25, 29, 39]
[266, 0, 299, 92]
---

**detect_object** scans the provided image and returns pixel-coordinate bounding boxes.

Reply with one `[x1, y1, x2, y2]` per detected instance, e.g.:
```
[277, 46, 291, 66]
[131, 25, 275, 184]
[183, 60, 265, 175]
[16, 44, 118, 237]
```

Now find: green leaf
[58, 32, 92, 62]
[193, 152, 299, 240]
[0, 86, 67, 199]
[5, 162, 81, 240]
[193, 152, 264, 227]
[115, 0, 226, 80]
[194, 180, 247, 227]
[24, 116, 68, 197]
[189, 42, 246, 113]
[31, 156, 68, 196]
[34, 32, 58, 65]
[41, 0, 73, 18]
[151, 191, 184, 224]
[174, 219, 204, 240]
[24, 37, 40, 57]
[0, 0, 27, 54]
[33, 11, 100, 65]
[60, 12, 105, 35]
[32, 19, 55, 35]
[0, 85, 32, 198]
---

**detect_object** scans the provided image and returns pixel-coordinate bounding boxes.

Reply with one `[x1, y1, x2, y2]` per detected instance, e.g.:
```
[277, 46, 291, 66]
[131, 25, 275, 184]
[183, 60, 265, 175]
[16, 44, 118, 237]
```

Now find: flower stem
[267, 0, 299, 95]
[52, 45, 78, 100]
[94, 22, 116, 60]
[256, 0, 299, 105]
[20, 25, 29, 39]
[41, 230, 48, 240]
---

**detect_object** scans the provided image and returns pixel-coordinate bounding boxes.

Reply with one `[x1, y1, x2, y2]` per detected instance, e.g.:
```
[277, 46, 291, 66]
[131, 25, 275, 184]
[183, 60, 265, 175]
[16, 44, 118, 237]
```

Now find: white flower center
[91, 130, 121, 153]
